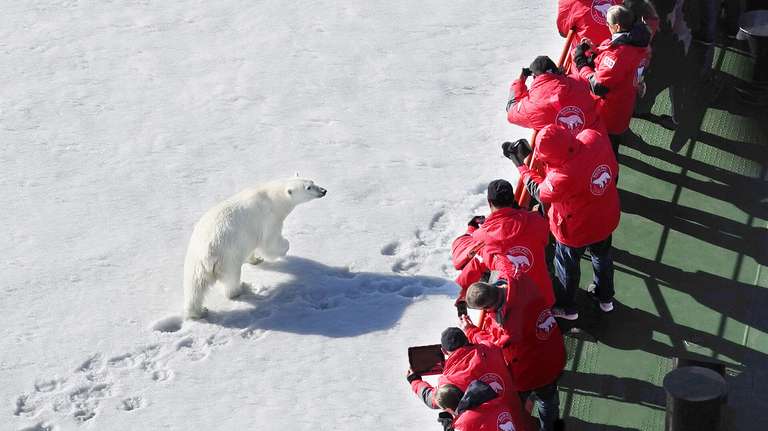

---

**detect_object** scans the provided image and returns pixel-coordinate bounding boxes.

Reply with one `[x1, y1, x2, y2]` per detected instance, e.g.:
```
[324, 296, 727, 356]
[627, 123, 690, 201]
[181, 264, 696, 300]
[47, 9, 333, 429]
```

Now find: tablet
[408, 344, 445, 376]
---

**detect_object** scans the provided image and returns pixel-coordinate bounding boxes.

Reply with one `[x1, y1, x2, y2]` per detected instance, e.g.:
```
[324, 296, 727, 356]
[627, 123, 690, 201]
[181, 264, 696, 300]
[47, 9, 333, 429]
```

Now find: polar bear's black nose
[318, 187, 327, 197]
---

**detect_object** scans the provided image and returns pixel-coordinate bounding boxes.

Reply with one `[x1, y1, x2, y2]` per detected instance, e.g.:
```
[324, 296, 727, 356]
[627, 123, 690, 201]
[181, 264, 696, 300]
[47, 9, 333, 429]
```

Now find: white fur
[183, 178, 326, 319]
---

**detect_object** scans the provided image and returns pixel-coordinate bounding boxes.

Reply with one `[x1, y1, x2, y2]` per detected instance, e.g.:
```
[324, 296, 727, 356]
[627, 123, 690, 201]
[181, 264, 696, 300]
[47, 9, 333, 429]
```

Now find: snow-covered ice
[1, 1, 561, 429]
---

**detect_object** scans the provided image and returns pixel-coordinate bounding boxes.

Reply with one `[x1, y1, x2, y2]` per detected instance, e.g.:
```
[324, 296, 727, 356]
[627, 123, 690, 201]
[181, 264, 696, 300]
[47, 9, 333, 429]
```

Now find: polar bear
[183, 178, 327, 319]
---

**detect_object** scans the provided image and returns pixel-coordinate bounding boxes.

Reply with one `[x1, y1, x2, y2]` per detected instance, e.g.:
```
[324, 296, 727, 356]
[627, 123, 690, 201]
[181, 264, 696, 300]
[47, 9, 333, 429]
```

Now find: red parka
[518, 125, 620, 248]
[424, 380, 522, 431]
[557, 0, 622, 72]
[464, 275, 566, 392]
[410, 344, 534, 430]
[507, 72, 602, 136]
[578, 26, 651, 134]
[454, 396, 519, 431]
[452, 208, 554, 306]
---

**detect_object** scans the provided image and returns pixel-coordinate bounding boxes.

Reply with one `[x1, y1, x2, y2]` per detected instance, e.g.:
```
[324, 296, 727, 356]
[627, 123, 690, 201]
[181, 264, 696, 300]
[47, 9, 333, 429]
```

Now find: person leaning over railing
[460, 275, 565, 431]
[450, 180, 555, 314]
[406, 328, 534, 431]
[506, 56, 601, 137]
[573, 5, 651, 155]
[504, 124, 620, 321]
[557, 0, 623, 74]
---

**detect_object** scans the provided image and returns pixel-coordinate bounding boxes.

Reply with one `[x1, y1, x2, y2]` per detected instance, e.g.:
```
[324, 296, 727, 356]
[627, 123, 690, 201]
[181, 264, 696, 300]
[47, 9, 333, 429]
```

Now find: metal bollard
[663, 366, 728, 431]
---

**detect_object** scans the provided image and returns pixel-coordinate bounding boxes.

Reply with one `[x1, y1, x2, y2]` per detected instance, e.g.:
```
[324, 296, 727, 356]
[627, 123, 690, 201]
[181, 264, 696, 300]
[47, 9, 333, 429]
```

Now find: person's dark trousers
[519, 380, 560, 431]
[553, 235, 615, 313]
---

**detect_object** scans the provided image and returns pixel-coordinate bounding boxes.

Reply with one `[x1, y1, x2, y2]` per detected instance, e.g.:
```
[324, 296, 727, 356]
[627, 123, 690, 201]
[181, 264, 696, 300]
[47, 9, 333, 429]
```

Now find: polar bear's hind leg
[184, 261, 214, 319]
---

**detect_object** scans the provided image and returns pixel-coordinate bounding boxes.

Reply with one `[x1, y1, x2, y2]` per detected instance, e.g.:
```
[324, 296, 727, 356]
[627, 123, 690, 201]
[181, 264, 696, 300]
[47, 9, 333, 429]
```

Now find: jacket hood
[473, 208, 523, 252]
[612, 22, 651, 47]
[455, 380, 498, 416]
[534, 124, 577, 166]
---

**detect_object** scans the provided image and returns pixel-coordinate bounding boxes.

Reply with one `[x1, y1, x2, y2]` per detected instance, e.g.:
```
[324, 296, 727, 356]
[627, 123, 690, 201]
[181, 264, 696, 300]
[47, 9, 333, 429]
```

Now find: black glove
[467, 215, 485, 229]
[437, 412, 454, 431]
[502, 139, 532, 167]
[573, 41, 594, 70]
[406, 371, 422, 383]
[521, 67, 532, 77]
[456, 301, 468, 317]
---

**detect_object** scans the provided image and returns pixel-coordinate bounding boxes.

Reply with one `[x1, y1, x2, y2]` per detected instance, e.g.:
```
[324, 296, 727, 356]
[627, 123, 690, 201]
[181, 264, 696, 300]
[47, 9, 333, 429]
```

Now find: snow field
[2, 1, 562, 429]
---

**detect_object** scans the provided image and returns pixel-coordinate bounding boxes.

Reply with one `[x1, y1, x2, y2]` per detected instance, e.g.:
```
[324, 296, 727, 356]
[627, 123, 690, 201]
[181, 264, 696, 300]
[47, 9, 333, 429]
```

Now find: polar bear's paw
[247, 255, 265, 265]
[224, 282, 248, 299]
[185, 306, 209, 320]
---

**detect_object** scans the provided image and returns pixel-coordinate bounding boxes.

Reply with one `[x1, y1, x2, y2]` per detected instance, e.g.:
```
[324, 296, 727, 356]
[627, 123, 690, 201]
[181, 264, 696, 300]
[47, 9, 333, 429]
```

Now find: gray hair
[606, 5, 635, 31]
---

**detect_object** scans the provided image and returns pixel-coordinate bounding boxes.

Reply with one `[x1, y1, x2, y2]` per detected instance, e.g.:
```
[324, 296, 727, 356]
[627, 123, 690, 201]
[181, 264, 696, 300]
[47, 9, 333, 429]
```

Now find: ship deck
[556, 12, 768, 431]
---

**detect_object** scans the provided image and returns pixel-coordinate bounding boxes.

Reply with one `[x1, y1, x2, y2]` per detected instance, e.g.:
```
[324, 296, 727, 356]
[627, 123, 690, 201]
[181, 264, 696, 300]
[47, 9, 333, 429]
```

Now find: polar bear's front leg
[219, 263, 245, 299]
[260, 235, 290, 261]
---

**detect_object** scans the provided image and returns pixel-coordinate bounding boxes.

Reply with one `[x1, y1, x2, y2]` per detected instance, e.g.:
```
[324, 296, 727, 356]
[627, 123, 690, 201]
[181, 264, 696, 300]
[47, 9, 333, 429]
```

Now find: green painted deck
[555, 21, 768, 431]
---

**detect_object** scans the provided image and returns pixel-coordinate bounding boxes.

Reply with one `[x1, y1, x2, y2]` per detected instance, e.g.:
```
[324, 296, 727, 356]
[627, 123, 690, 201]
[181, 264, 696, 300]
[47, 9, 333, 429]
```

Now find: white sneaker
[552, 307, 579, 320]
[588, 284, 614, 313]
[599, 301, 614, 313]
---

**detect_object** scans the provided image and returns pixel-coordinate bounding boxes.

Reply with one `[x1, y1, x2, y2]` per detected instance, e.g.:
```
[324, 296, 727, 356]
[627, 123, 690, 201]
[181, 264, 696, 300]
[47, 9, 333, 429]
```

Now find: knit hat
[487, 179, 516, 207]
[441, 327, 469, 352]
[529, 56, 559, 76]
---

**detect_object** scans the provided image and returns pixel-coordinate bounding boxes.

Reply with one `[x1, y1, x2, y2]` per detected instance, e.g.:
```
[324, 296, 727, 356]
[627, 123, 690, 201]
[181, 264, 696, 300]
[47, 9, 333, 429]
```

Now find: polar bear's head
[285, 178, 327, 205]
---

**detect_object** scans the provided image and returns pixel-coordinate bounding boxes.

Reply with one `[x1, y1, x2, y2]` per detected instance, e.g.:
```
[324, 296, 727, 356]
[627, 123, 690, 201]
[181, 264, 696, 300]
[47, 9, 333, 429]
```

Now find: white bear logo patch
[556, 106, 586, 135]
[590, 164, 612, 196]
[480, 373, 505, 398]
[535, 309, 557, 340]
[506, 246, 533, 274]
[497, 412, 516, 431]
[591, 0, 613, 25]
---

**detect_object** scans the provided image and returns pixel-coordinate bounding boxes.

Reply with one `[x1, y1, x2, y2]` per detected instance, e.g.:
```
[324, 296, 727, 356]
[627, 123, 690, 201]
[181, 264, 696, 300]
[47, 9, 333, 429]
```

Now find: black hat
[487, 179, 516, 207]
[529, 56, 559, 76]
[441, 327, 469, 352]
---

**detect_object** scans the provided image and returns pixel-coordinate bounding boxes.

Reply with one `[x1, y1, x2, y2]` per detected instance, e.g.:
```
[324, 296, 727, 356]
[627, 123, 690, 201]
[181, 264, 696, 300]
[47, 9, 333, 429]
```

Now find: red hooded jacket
[410, 344, 534, 430]
[451, 208, 554, 306]
[518, 125, 620, 248]
[557, 0, 622, 72]
[578, 26, 651, 134]
[506, 72, 601, 136]
[464, 275, 566, 392]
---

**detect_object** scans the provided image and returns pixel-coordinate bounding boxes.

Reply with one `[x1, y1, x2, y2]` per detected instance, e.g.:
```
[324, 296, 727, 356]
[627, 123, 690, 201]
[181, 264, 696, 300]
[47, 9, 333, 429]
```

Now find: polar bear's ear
[294, 171, 300, 177]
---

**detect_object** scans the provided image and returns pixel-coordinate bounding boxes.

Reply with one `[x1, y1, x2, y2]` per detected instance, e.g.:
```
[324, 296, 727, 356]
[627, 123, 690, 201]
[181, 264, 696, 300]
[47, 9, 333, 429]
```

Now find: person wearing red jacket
[407, 328, 534, 431]
[451, 179, 555, 311]
[557, 0, 623, 73]
[461, 276, 565, 431]
[504, 124, 620, 319]
[419, 381, 520, 431]
[574, 5, 651, 154]
[506, 56, 601, 136]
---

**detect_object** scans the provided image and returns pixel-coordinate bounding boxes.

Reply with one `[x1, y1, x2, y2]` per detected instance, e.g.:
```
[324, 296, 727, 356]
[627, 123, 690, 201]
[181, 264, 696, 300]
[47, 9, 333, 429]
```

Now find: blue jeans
[518, 381, 560, 431]
[554, 235, 614, 312]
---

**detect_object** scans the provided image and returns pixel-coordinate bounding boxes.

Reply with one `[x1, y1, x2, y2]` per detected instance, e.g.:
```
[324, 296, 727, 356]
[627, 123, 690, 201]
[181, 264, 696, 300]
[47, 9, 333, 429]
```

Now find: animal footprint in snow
[73, 407, 96, 423]
[118, 396, 146, 412]
[206, 333, 230, 348]
[18, 422, 55, 431]
[380, 241, 400, 256]
[78, 353, 106, 381]
[107, 353, 135, 369]
[14, 394, 39, 417]
[34, 377, 65, 393]
[176, 337, 209, 361]
[151, 369, 173, 382]
[240, 327, 269, 341]
[67, 383, 111, 422]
